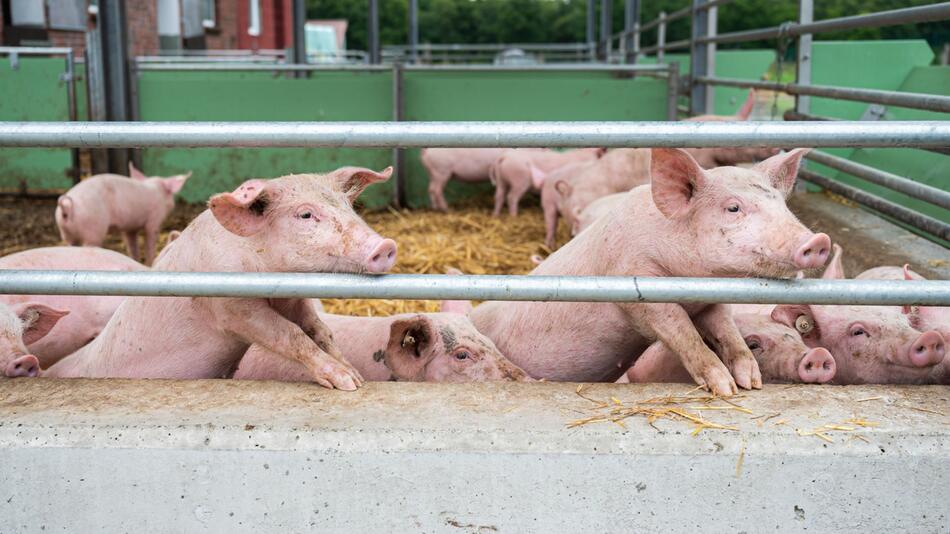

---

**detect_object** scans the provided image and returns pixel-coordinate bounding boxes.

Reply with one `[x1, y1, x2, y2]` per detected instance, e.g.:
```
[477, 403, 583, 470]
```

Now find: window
[201, 0, 216, 30]
[248, 0, 261, 37]
[10, 0, 47, 27]
[48, 0, 87, 31]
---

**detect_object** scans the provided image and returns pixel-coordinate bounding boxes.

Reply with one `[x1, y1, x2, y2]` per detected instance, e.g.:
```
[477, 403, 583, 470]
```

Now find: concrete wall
[1, 380, 947, 533]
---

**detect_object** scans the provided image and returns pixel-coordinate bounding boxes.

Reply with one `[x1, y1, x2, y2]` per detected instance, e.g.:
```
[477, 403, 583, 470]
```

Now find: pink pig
[0, 246, 145, 367]
[766, 245, 946, 384]
[472, 148, 831, 396]
[235, 303, 531, 383]
[538, 148, 652, 250]
[0, 301, 68, 378]
[55, 162, 191, 265]
[45, 167, 398, 391]
[490, 148, 605, 217]
[856, 264, 949, 341]
[421, 148, 512, 211]
[686, 89, 757, 122]
[627, 312, 836, 384]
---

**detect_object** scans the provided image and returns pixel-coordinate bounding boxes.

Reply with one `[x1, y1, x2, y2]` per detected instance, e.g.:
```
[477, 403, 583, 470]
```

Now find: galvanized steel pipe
[806, 151, 950, 211]
[694, 76, 950, 113]
[1, 121, 948, 148]
[0, 271, 948, 306]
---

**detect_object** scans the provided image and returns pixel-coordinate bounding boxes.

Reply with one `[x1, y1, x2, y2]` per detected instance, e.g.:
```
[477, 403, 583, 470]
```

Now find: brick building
[0, 0, 293, 57]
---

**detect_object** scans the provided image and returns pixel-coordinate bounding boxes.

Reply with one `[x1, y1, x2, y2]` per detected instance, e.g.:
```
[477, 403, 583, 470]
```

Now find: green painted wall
[137, 70, 395, 207]
[0, 56, 75, 191]
[400, 70, 669, 207]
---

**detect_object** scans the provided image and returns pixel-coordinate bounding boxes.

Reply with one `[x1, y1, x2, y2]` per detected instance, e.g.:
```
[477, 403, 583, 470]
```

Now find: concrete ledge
[1, 380, 948, 532]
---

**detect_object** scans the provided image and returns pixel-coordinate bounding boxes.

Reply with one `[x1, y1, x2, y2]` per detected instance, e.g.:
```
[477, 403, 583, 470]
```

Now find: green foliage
[306, 0, 948, 54]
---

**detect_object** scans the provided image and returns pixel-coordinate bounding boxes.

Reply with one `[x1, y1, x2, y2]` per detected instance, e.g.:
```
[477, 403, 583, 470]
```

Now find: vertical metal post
[392, 63, 404, 207]
[657, 11, 666, 64]
[586, 0, 596, 61]
[795, 0, 813, 115]
[64, 50, 79, 182]
[85, 6, 109, 174]
[689, 0, 709, 116]
[599, 0, 612, 62]
[292, 0, 307, 71]
[100, 0, 131, 174]
[624, 0, 640, 64]
[409, 0, 418, 63]
[666, 62, 680, 121]
[704, 4, 717, 114]
[368, 0, 380, 64]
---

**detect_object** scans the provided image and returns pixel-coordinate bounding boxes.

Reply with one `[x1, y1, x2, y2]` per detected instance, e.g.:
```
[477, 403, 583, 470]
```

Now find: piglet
[0, 246, 145, 367]
[490, 148, 605, 217]
[55, 162, 191, 265]
[236, 303, 531, 383]
[627, 312, 836, 384]
[856, 264, 949, 341]
[0, 301, 68, 378]
[421, 148, 509, 211]
[45, 167, 398, 391]
[472, 148, 831, 396]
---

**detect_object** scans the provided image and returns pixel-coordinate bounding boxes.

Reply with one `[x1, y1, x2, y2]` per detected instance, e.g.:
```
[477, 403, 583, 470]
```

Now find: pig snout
[364, 238, 398, 273]
[5, 354, 40, 378]
[907, 330, 945, 368]
[797, 348, 836, 384]
[793, 233, 831, 269]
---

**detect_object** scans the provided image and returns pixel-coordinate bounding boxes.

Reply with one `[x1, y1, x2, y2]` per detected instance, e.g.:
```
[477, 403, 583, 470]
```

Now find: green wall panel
[136, 70, 394, 207]
[0, 56, 74, 191]
[401, 70, 669, 207]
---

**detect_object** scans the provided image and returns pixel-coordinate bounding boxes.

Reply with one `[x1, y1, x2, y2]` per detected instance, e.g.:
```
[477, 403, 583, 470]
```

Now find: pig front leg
[693, 304, 762, 390]
[621, 302, 738, 396]
[143, 224, 161, 266]
[215, 298, 363, 390]
[122, 230, 140, 262]
[271, 298, 365, 382]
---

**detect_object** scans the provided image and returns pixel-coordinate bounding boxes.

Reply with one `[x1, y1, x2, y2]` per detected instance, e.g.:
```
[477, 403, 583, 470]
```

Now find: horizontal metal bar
[783, 111, 950, 156]
[806, 151, 950, 211]
[134, 63, 391, 72]
[135, 56, 283, 64]
[641, 38, 690, 54]
[698, 3, 950, 45]
[694, 76, 950, 113]
[799, 170, 950, 241]
[152, 49, 286, 56]
[0, 46, 74, 56]
[0, 271, 947, 306]
[384, 43, 592, 52]
[400, 63, 670, 73]
[1, 121, 948, 149]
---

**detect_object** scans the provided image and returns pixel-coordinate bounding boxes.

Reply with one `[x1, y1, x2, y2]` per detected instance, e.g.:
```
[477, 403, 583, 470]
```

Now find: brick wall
[237, 0, 291, 50]
[49, 29, 86, 55]
[206, 0, 239, 49]
[127, 0, 159, 56]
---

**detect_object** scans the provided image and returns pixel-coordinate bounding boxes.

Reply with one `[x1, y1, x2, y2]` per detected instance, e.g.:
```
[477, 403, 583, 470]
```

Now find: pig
[45, 167, 399, 391]
[0, 301, 68, 378]
[490, 148, 605, 217]
[421, 148, 510, 211]
[471, 148, 831, 396]
[766, 245, 947, 384]
[0, 246, 146, 367]
[55, 162, 191, 265]
[627, 312, 837, 384]
[538, 148, 652, 250]
[574, 192, 625, 236]
[682, 90, 780, 168]
[856, 264, 949, 340]
[235, 305, 530, 383]
[686, 89, 757, 122]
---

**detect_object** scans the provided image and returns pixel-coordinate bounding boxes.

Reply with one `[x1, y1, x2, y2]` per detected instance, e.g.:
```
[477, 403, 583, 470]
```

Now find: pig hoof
[728, 357, 761, 390]
[703, 368, 738, 397]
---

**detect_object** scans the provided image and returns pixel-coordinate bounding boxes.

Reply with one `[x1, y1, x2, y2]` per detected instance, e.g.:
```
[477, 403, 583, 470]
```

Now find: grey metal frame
[0, 271, 946, 305]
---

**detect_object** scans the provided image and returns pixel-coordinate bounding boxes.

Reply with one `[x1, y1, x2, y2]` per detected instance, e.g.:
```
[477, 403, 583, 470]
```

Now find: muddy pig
[45, 167, 398, 391]
[0, 246, 146, 366]
[472, 148, 831, 396]
[490, 148, 605, 217]
[55, 162, 191, 265]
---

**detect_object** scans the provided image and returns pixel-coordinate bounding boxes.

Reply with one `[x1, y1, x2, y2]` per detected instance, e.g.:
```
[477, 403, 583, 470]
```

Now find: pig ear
[384, 315, 438, 380]
[161, 172, 191, 195]
[650, 148, 709, 219]
[208, 179, 272, 237]
[439, 269, 473, 315]
[554, 179, 572, 197]
[753, 148, 810, 197]
[330, 166, 393, 203]
[770, 304, 817, 337]
[529, 164, 547, 190]
[128, 162, 147, 181]
[736, 89, 756, 120]
[821, 244, 845, 280]
[14, 303, 69, 345]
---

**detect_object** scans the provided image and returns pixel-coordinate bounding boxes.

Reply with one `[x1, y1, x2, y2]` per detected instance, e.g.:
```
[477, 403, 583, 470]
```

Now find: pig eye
[726, 204, 741, 213]
[299, 211, 313, 220]
[454, 351, 470, 361]
[850, 326, 868, 337]
[746, 340, 760, 351]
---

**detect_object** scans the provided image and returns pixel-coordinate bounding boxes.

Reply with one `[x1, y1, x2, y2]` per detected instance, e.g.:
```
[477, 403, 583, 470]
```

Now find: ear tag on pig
[795, 315, 813, 334]
[402, 332, 419, 357]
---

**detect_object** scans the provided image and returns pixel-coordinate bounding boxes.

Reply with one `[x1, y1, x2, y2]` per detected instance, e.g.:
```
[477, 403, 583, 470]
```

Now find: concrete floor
[0, 379, 948, 533]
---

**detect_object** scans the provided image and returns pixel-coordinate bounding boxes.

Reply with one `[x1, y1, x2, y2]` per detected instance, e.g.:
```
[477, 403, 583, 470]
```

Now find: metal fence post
[689, 0, 709, 115]
[292, 0, 306, 73]
[624, 0, 640, 64]
[392, 63, 404, 207]
[587, 0, 597, 61]
[796, 0, 814, 115]
[705, 3, 717, 114]
[409, 0, 419, 63]
[99, 0, 131, 174]
[368, 0, 380, 64]
[657, 11, 667, 64]
[600, 0, 612, 61]
[64, 50, 80, 182]
[666, 62, 680, 121]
